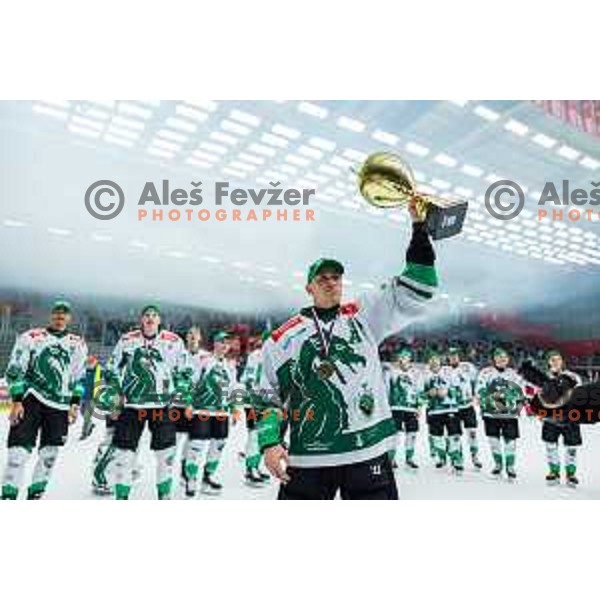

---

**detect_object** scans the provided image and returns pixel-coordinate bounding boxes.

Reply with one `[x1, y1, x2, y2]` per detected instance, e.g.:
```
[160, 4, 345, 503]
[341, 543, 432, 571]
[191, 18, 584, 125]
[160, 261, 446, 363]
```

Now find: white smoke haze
[1, 100, 599, 338]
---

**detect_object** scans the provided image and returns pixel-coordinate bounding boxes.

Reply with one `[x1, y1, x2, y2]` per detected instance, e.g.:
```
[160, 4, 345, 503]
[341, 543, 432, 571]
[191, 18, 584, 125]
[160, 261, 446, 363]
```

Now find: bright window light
[156, 129, 188, 143]
[230, 109, 261, 127]
[557, 145, 581, 161]
[261, 132, 289, 148]
[532, 133, 557, 149]
[337, 116, 366, 132]
[272, 124, 301, 139]
[504, 119, 529, 136]
[473, 105, 500, 121]
[298, 101, 328, 118]
[405, 141, 429, 157]
[175, 104, 208, 122]
[33, 104, 68, 120]
[221, 120, 251, 136]
[461, 164, 483, 177]
[372, 130, 398, 145]
[248, 142, 276, 156]
[166, 117, 198, 133]
[118, 102, 153, 119]
[210, 131, 238, 146]
[434, 153, 457, 167]
[309, 136, 336, 151]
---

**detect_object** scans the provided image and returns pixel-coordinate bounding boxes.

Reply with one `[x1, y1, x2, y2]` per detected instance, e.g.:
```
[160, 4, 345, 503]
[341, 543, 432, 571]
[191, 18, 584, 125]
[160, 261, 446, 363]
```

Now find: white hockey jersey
[5, 327, 88, 411]
[259, 263, 438, 468]
[104, 329, 186, 409]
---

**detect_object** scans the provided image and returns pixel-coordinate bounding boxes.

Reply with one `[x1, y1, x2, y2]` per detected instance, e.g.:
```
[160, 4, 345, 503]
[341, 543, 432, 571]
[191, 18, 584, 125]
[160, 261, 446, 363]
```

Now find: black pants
[542, 420, 582, 446]
[278, 453, 398, 500]
[175, 413, 229, 440]
[428, 412, 462, 437]
[483, 416, 519, 440]
[113, 407, 176, 451]
[7, 394, 69, 450]
[392, 410, 419, 433]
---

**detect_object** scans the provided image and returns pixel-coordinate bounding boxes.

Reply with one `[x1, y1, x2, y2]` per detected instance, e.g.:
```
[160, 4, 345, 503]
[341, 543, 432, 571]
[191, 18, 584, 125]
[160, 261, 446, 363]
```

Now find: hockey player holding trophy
[258, 152, 467, 500]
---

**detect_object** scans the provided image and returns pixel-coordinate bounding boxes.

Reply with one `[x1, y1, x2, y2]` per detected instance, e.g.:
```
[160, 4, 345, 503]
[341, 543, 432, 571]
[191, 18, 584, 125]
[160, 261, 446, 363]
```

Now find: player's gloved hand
[264, 444, 290, 483]
[9, 401, 24, 425]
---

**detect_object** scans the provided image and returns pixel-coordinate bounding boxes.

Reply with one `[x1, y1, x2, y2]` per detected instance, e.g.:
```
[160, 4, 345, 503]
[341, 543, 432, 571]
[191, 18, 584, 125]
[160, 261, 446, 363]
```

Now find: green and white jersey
[177, 353, 238, 415]
[442, 362, 477, 408]
[171, 348, 211, 409]
[386, 364, 422, 412]
[5, 327, 88, 411]
[421, 367, 462, 415]
[105, 329, 186, 409]
[240, 348, 272, 411]
[259, 263, 437, 468]
[476, 366, 525, 419]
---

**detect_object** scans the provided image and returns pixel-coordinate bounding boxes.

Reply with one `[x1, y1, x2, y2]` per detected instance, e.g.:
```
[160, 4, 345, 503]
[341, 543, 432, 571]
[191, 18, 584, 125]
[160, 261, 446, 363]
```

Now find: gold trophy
[357, 151, 468, 239]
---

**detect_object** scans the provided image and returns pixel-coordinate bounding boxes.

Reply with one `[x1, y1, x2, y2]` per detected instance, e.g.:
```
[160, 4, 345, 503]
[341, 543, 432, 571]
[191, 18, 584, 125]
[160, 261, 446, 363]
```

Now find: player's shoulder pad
[123, 330, 142, 340]
[271, 314, 305, 342]
[26, 328, 47, 339]
[340, 301, 360, 317]
[159, 330, 180, 342]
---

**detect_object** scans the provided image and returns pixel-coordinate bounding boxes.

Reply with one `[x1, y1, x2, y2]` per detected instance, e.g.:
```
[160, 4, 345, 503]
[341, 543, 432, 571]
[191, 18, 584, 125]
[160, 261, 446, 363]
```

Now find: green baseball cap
[545, 349, 563, 362]
[448, 346, 460, 355]
[140, 303, 161, 316]
[424, 349, 440, 362]
[492, 347, 509, 358]
[307, 258, 344, 284]
[213, 331, 231, 342]
[395, 348, 413, 359]
[51, 300, 72, 313]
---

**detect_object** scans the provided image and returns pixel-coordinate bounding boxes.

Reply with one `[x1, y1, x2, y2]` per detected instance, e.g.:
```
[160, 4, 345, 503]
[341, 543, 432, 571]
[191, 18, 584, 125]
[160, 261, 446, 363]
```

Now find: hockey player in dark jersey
[539, 350, 583, 487]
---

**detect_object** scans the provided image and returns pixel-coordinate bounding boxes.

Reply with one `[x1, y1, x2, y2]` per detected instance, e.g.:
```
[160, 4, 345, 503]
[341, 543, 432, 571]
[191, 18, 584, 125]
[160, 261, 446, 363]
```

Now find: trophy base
[425, 200, 469, 240]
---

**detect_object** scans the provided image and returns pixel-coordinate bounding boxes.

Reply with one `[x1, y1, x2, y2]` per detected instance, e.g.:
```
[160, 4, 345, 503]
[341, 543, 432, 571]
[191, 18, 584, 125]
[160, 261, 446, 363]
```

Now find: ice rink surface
[2, 414, 600, 500]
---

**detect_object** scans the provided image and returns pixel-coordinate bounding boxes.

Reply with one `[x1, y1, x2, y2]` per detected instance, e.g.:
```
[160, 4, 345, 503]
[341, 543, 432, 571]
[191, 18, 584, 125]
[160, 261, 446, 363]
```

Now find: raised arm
[360, 221, 438, 345]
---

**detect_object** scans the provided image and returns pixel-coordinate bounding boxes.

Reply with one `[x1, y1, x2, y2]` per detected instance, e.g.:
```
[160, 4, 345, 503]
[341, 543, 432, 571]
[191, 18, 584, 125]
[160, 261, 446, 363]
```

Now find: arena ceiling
[1, 100, 599, 332]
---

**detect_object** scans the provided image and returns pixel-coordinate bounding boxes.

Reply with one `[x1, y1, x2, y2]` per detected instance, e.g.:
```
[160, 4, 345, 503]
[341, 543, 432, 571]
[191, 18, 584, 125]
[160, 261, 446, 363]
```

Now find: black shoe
[435, 457, 447, 469]
[471, 455, 483, 469]
[257, 469, 271, 482]
[245, 468, 264, 486]
[453, 464, 464, 474]
[506, 466, 517, 479]
[546, 471, 560, 484]
[405, 459, 419, 470]
[391, 459, 399, 469]
[491, 466, 502, 476]
[26, 490, 44, 500]
[202, 472, 223, 494]
[566, 474, 579, 487]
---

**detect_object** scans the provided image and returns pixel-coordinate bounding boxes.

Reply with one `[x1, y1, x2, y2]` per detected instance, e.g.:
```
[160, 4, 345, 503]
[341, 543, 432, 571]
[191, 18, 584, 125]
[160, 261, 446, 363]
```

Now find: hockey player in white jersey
[386, 348, 422, 469]
[421, 350, 464, 472]
[444, 347, 482, 469]
[541, 350, 583, 487]
[258, 201, 438, 500]
[105, 304, 187, 500]
[240, 331, 272, 485]
[171, 330, 237, 495]
[477, 348, 526, 479]
[1, 301, 87, 500]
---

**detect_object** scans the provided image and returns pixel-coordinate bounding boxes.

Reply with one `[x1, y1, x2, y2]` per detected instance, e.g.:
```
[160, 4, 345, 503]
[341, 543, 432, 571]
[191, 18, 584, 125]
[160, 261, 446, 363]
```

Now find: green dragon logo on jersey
[30, 345, 71, 400]
[123, 346, 164, 402]
[292, 333, 367, 448]
[195, 362, 231, 410]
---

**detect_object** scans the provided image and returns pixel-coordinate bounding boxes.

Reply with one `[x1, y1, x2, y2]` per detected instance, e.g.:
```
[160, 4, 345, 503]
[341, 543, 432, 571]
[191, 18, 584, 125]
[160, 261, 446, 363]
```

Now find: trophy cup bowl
[357, 151, 468, 240]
